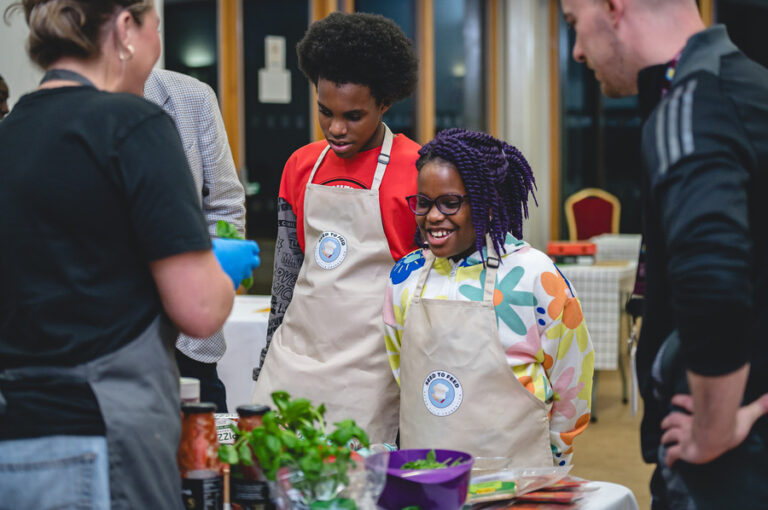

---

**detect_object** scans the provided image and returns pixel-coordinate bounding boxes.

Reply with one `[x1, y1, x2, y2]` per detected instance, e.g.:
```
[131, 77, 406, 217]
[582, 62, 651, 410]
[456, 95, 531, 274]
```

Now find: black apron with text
[0, 316, 183, 509]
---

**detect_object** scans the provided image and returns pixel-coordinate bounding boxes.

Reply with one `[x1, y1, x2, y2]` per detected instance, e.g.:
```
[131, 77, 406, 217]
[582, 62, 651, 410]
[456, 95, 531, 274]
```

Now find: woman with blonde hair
[0, 1, 259, 508]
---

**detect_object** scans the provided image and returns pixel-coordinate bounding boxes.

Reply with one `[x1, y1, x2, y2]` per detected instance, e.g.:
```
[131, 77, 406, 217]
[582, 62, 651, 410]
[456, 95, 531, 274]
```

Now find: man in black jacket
[561, 0, 768, 508]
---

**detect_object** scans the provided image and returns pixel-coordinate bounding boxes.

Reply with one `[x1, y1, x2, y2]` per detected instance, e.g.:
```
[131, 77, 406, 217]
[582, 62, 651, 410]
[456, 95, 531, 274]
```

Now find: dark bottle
[231, 404, 272, 510]
[179, 402, 223, 510]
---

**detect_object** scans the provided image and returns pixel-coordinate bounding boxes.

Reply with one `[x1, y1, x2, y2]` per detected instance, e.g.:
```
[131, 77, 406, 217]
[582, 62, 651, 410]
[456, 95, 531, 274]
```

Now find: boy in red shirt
[252, 12, 419, 443]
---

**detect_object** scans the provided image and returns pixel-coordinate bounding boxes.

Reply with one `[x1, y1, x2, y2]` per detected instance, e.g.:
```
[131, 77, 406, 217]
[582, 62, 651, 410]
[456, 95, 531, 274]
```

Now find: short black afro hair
[297, 12, 418, 106]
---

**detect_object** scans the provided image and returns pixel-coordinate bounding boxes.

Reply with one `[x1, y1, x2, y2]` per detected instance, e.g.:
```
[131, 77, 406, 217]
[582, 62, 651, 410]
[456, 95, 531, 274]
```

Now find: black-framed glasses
[406, 193, 469, 216]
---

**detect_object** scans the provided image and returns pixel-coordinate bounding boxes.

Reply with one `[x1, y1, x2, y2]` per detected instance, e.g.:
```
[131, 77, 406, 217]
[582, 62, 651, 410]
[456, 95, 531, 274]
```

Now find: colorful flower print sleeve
[383, 233, 594, 465]
[536, 268, 594, 466]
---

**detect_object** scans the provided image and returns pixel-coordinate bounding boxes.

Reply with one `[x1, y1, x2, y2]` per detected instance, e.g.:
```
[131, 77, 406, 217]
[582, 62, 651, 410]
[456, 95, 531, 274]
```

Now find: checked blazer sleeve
[145, 69, 246, 363]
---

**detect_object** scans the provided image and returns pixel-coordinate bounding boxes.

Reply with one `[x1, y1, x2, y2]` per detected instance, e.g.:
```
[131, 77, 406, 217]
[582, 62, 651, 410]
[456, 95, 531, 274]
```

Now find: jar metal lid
[236, 404, 271, 417]
[182, 402, 217, 414]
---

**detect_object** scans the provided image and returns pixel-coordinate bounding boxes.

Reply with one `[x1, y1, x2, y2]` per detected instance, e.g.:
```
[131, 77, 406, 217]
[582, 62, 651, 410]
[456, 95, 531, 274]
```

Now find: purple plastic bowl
[376, 448, 474, 510]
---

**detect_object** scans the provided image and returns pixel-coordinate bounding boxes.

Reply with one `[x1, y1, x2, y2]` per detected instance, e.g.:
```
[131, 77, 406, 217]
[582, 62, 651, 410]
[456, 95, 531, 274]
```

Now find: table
[465, 481, 638, 509]
[557, 262, 637, 371]
[576, 481, 639, 510]
[590, 234, 642, 263]
[219, 295, 270, 411]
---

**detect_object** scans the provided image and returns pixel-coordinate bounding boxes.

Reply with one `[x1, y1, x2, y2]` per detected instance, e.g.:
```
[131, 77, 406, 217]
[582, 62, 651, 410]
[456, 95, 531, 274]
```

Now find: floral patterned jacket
[383, 233, 594, 466]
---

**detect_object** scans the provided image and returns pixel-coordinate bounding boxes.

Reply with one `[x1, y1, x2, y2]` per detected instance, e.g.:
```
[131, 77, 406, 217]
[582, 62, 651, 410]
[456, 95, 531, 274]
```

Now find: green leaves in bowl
[400, 449, 464, 470]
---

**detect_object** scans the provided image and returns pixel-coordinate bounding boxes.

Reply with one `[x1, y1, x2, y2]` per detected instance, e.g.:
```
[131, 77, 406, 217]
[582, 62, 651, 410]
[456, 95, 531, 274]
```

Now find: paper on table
[467, 465, 572, 504]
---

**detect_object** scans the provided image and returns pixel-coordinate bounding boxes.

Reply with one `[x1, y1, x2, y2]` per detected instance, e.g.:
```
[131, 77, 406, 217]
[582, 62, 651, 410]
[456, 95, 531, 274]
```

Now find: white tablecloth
[219, 295, 270, 411]
[577, 481, 639, 510]
[590, 234, 642, 263]
[557, 263, 636, 370]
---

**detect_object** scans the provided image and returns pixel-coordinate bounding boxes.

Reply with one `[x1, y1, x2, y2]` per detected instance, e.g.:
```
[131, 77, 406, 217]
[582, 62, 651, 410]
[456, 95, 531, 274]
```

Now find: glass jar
[232, 404, 272, 510]
[237, 404, 270, 433]
[179, 402, 223, 510]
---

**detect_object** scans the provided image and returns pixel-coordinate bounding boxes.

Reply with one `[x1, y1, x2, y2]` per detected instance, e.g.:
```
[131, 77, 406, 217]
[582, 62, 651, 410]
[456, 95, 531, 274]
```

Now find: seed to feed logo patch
[423, 370, 463, 416]
[315, 231, 347, 270]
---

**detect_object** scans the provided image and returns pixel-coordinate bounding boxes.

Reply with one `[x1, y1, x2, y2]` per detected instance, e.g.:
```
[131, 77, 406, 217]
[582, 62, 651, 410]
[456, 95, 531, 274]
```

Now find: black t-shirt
[0, 86, 211, 439]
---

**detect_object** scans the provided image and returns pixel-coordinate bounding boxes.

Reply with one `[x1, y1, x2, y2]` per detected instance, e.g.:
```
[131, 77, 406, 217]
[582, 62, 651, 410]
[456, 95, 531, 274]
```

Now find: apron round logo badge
[315, 231, 347, 270]
[423, 370, 463, 416]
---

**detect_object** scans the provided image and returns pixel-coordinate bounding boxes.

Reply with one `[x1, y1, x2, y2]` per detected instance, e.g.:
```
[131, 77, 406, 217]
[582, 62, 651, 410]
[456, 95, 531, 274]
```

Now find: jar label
[181, 475, 223, 510]
[232, 478, 270, 504]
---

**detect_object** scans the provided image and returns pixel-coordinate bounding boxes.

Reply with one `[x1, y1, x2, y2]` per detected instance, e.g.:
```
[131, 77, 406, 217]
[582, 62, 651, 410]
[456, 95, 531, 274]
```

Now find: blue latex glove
[211, 238, 261, 289]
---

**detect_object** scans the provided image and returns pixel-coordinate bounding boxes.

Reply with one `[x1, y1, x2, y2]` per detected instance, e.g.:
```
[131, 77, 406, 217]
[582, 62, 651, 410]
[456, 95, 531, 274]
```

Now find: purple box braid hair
[416, 128, 537, 264]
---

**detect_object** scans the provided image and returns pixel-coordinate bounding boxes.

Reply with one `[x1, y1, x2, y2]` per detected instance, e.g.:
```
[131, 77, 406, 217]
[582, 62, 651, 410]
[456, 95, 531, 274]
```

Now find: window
[434, 0, 485, 133]
[558, 14, 643, 238]
[355, 0, 417, 139]
[717, 0, 768, 68]
[242, 0, 311, 238]
[163, 0, 218, 92]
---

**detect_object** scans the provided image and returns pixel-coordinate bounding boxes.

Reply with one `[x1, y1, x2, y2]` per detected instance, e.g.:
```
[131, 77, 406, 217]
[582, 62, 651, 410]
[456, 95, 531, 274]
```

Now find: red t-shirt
[279, 134, 420, 260]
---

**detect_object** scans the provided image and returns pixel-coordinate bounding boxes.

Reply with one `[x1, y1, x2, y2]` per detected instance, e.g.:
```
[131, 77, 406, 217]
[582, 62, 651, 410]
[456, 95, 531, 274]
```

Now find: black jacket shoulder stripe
[654, 96, 669, 175]
[653, 78, 699, 176]
[680, 79, 698, 156]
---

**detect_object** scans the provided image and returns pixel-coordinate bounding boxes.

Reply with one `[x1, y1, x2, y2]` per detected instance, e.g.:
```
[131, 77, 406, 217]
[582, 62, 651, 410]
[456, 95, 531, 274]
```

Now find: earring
[119, 44, 135, 61]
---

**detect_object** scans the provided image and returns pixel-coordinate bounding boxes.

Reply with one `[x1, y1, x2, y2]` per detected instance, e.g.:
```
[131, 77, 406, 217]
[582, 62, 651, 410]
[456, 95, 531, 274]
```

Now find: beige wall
[0, 0, 43, 110]
[0, 0, 164, 111]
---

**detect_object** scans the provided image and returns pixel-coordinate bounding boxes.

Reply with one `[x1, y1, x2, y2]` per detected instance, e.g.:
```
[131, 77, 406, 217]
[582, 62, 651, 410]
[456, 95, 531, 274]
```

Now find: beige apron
[399, 239, 554, 466]
[253, 126, 399, 443]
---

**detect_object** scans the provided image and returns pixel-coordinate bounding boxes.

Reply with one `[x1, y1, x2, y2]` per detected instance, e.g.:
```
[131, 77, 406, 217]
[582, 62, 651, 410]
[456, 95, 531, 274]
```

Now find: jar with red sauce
[232, 404, 271, 510]
[179, 402, 223, 509]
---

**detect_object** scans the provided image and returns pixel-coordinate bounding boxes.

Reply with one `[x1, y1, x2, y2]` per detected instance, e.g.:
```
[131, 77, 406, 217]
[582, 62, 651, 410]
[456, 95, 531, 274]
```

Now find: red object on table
[231, 404, 272, 510]
[179, 403, 222, 476]
[178, 402, 223, 509]
[546, 241, 597, 257]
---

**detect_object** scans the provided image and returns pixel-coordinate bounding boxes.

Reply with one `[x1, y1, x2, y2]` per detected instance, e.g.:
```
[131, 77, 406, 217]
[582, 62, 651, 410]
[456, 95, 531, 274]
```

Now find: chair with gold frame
[564, 188, 621, 241]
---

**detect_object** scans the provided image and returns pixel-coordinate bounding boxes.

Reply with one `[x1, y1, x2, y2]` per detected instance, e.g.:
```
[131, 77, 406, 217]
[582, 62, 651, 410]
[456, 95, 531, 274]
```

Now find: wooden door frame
[700, 0, 715, 26]
[219, 0, 244, 172]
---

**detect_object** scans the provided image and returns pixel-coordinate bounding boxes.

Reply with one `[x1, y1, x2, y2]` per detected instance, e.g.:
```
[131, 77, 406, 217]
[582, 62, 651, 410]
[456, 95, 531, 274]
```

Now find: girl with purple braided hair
[384, 129, 594, 467]
[414, 128, 537, 263]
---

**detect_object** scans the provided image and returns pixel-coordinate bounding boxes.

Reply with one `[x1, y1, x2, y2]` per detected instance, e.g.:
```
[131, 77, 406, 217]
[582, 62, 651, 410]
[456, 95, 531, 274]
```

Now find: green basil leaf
[280, 431, 299, 450]
[237, 443, 254, 466]
[271, 391, 291, 413]
[265, 434, 282, 455]
[262, 411, 279, 432]
[218, 444, 239, 465]
[216, 220, 242, 240]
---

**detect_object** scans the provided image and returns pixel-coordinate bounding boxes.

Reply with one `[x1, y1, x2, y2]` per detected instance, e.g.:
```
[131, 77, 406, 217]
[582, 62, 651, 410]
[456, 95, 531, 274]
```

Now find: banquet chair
[565, 188, 622, 421]
[564, 188, 621, 241]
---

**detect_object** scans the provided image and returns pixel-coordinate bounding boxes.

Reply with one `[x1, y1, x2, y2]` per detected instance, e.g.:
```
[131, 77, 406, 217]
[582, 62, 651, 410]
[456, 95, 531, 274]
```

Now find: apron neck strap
[413, 250, 434, 299]
[413, 235, 501, 302]
[306, 123, 393, 190]
[370, 124, 393, 191]
[482, 235, 500, 302]
[307, 145, 332, 184]
[40, 69, 96, 88]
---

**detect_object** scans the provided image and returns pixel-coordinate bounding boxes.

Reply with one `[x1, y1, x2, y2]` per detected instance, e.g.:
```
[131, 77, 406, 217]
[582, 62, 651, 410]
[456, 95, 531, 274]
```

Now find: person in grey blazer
[145, 68, 246, 412]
